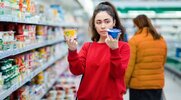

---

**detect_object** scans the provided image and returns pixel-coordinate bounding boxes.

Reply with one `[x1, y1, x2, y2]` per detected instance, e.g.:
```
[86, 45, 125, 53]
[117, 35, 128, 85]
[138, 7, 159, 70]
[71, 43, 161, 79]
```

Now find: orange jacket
[125, 27, 167, 89]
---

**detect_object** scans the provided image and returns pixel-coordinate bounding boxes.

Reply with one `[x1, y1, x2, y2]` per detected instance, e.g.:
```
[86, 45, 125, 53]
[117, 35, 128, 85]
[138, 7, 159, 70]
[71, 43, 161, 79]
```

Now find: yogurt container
[107, 28, 121, 39]
[64, 29, 77, 38]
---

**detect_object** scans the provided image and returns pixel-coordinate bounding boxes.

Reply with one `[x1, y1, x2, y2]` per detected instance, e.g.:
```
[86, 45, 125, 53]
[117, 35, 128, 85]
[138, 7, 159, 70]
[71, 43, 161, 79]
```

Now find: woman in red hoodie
[65, 1, 130, 100]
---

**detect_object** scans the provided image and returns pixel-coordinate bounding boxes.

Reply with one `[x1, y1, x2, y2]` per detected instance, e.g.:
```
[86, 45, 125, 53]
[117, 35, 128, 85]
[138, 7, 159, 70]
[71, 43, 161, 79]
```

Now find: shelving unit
[0, 52, 67, 100]
[0, 20, 80, 28]
[37, 65, 68, 99]
[0, 1, 81, 100]
[165, 63, 181, 78]
[38, 75, 59, 99]
[0, 0, 91, 99]
[0, 26, 79, 99]
[0, 39, 64, 59]
[167, 56, 181, 63]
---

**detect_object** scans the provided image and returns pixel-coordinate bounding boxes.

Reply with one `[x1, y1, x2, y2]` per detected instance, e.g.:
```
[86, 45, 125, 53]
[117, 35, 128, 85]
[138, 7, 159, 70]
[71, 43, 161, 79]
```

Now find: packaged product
[107, 28, 121, 39]
[64, 29, 77, 39]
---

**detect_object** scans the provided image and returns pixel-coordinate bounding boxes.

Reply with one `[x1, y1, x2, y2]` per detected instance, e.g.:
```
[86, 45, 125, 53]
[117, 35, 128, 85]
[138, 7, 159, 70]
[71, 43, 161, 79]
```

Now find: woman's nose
[101, 23, 106, 29]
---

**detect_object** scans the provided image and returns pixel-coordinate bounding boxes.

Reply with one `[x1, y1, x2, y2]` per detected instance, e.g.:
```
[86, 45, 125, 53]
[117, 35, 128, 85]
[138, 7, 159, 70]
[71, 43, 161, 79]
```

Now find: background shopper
[125, 14, 167, 100]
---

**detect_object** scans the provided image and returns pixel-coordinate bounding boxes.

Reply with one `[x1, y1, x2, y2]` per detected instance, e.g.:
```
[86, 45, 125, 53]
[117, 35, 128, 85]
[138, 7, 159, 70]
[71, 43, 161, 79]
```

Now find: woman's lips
[100, 30, 107, 33]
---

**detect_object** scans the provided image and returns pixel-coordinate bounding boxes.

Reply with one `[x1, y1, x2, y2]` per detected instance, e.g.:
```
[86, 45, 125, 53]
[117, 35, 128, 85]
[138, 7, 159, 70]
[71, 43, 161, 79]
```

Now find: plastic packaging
[64, 29, 77, 39]
[107, 28, 121, 39]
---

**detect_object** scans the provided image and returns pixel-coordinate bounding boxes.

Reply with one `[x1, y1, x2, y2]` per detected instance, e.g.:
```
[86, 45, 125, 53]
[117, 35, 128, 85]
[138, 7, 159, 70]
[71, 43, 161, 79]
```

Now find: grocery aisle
[123, 70, 181, 100]
[0, 0, 181, 100]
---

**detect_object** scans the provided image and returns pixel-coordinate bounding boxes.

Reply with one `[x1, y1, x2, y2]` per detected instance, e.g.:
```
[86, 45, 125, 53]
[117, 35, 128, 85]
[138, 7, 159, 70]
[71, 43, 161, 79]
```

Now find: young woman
[125, 14, 167, 100]
[65, 1, 130, 100]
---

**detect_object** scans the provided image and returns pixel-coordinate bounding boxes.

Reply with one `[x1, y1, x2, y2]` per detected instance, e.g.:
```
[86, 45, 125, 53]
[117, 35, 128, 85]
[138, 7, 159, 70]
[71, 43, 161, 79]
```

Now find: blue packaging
[107, 28, 120, 39]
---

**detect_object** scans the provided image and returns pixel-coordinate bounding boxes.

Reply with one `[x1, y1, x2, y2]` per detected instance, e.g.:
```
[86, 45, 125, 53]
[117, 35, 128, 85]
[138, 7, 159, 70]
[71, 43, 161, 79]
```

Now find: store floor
[124, 70, 181, 100]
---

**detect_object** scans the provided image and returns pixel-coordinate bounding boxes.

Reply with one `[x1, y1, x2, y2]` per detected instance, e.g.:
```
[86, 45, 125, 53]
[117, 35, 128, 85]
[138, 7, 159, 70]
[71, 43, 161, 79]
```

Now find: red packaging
[0, 24, 4, 31]
[15, 35, 25, 41]
[7, 24, 15, 31]
[16, 24, 25, 35]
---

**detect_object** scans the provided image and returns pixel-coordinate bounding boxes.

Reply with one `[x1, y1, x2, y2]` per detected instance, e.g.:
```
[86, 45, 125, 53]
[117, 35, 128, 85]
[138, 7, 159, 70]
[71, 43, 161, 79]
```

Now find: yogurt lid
[107, 28, 120, 33]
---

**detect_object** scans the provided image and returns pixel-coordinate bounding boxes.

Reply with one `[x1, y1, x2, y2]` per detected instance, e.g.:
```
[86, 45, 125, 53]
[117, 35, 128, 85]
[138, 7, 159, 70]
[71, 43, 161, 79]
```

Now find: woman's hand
[105, 34, 119, 50]
[65, 36, 78, 51]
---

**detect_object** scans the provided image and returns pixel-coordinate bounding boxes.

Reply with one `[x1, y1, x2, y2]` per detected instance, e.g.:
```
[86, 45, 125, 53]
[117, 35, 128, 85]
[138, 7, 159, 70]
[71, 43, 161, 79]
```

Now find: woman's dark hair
[133, 14, 162, 40]
[89, 1, 125, 41]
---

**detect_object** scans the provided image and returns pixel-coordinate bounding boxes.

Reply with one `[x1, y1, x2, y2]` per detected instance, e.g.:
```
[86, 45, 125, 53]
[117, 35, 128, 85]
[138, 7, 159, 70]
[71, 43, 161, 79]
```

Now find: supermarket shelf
[165, 63, 181, 78]
[121, 17, 181, 19]
[59, 22, 80, 28]
[168, 56, 181, 62]
[0, 18, 80, 28]
[0, 39, 64, 60]
[0, 54, 66, 100]
[0, 2, 80, 28]
[38, 66, 67, 99]
[38, 76, 59, 99]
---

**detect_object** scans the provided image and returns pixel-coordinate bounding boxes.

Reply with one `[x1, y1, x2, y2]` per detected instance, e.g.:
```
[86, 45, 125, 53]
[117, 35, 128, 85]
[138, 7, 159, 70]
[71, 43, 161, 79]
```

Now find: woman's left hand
[105, 34, 119, 50]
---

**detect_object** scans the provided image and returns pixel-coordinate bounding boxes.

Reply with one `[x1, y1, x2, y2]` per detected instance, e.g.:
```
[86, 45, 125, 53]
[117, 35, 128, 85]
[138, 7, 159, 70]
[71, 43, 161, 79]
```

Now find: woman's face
[94, 11, 115, 38]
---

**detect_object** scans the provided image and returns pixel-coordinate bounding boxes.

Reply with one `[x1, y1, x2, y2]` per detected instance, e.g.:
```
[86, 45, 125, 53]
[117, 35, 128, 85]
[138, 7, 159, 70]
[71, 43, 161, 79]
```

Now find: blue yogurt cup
[107, 28, 121, 39]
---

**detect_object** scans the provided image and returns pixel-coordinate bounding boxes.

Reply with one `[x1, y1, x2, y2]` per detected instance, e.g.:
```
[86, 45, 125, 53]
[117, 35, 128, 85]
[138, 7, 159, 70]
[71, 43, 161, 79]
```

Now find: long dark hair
[133, 14, 162, 40]
[89, 1, 125, 41]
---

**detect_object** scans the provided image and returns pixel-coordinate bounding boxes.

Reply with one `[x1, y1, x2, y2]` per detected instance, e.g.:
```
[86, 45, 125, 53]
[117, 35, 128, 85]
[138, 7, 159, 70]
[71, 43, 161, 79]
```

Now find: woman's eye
[96, 21, 101, 24]
[105, 20, 110, 24]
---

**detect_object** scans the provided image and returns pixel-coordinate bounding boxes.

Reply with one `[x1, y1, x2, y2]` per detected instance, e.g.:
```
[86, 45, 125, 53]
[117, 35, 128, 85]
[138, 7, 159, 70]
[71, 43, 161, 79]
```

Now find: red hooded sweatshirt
[68, 41, 130, 100]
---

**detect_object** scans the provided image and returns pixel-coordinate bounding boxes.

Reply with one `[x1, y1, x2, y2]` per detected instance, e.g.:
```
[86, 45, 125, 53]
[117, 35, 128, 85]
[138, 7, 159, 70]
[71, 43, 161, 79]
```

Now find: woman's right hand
[65, 37, 78, 51]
